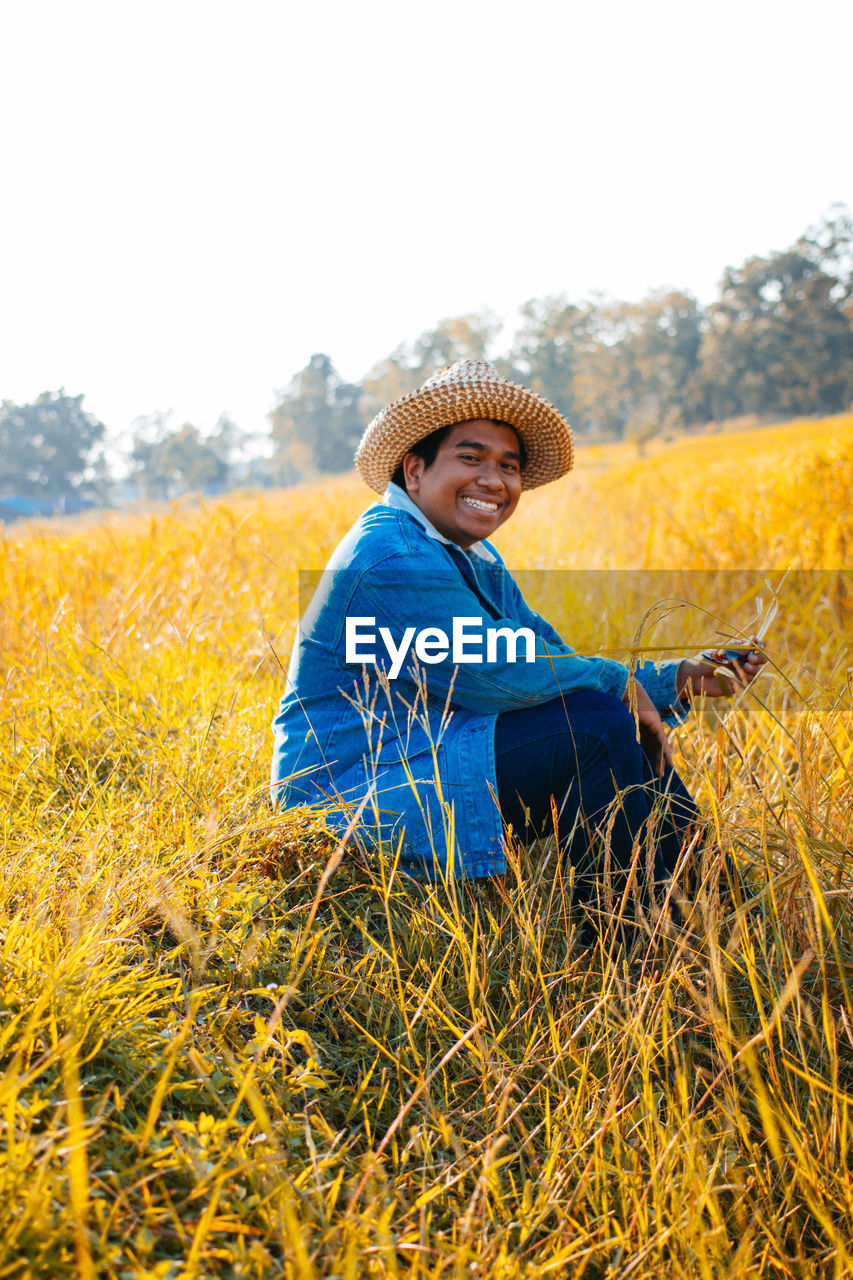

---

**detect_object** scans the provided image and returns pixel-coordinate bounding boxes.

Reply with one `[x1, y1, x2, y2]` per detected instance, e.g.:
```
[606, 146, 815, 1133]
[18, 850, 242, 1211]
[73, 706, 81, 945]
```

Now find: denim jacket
[270, 485, 689, 877]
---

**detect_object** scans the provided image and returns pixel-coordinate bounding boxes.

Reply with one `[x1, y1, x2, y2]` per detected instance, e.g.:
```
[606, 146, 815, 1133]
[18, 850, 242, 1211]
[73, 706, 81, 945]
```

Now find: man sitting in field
[271, 361, 765, 895]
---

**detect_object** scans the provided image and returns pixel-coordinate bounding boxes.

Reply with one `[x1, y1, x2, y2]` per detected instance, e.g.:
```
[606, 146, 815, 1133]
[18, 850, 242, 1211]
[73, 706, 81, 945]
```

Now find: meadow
[1, 412, 852, 1278]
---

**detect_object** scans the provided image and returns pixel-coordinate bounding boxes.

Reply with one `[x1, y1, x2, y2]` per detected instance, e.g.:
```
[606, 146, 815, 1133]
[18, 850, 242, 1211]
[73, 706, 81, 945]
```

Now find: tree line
[272, 206, 853, 472]
[2, 207, 851, 512]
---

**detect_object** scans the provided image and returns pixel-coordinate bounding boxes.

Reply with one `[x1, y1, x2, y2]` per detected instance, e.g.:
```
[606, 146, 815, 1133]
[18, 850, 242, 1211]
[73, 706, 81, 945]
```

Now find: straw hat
[354, 360, 574, 493]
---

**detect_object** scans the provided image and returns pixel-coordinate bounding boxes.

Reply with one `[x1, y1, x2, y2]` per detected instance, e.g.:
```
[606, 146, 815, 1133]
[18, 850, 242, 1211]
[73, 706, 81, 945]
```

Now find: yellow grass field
[1, 412, 852, 1278]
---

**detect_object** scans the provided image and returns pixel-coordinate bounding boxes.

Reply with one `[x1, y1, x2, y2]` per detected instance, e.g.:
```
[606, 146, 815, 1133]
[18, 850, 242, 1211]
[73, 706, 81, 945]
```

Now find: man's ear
[402, 452, 423, 493]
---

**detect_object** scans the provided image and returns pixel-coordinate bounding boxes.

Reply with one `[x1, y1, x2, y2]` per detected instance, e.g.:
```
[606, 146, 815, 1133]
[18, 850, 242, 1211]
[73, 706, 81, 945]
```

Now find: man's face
[403, 419, 523, 549]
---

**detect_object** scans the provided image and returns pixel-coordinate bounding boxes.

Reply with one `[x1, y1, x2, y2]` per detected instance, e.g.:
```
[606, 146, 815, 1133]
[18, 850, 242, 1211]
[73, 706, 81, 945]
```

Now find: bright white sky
[1, 0, 851, 449]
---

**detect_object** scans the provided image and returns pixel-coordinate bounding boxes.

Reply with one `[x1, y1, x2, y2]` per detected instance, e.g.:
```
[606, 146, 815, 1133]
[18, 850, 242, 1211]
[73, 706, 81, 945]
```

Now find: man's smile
[461, 496, 501, 513]
[402, 420, 523, 547]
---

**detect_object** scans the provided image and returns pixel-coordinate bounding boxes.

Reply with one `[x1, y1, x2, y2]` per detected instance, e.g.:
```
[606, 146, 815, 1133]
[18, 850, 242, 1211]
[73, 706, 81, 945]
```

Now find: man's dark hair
[390, 420, 527, 492]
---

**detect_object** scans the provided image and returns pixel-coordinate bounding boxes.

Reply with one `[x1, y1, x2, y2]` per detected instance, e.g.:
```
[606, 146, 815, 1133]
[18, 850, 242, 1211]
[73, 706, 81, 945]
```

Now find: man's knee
[577, 691, 644, 783]
[579, 690, 636, 734]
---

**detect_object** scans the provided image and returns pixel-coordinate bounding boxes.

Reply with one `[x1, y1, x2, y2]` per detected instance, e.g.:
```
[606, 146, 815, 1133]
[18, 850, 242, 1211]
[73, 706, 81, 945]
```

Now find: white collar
[381, 482, 496, 563]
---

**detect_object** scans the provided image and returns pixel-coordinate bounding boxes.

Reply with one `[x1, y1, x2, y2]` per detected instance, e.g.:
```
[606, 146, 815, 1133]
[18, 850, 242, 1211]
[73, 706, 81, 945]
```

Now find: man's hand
[623, 678, 672, 776]
[676, 641, 768, 700]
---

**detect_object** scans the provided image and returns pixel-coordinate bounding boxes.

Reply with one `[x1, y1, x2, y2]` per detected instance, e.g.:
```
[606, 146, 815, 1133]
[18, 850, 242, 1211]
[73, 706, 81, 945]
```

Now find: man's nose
[476, 463, 505, 489]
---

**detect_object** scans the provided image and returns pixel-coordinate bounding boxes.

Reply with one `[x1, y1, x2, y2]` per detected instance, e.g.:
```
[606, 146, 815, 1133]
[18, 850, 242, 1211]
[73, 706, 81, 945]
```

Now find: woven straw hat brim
[355, 378, 574, 493]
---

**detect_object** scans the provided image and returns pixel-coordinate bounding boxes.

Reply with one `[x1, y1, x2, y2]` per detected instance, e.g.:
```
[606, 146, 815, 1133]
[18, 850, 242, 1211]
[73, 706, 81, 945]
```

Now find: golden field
[1, 412, 852, 1278]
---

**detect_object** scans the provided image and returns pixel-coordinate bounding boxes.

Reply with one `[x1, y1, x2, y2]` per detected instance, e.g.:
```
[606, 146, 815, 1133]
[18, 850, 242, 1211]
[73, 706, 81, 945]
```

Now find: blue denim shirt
[271, 484, 689, 877]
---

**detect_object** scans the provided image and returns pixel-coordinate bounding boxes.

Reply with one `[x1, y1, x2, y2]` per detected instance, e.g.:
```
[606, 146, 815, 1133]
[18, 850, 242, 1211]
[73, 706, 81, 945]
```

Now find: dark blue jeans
[495, 691, 700, 902]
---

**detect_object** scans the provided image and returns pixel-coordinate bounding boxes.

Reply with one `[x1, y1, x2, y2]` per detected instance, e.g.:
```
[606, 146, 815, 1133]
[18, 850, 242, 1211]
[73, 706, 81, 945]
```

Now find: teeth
[462, 497, 499, 512]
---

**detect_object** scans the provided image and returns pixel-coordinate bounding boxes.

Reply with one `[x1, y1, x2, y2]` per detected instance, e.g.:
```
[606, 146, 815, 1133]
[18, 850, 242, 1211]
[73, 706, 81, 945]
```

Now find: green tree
[161, 424, 228, 493]
[506, 297, 588, 427]
[799, 204, 853, 310]
[508, 296, 641, 437]
[509, 292, 705, 439]
[207, 413, 272, 490]
[619, 290, 706, 432]
[699, 221, 853, 421]
[208, 413, 242, 475]
[131, 414, 228, 498]
[569, 299, 635, 438]
[269, 354, 363, 477]
[409, 313, 497, 372]
[359, 314, 498, 426]
[0, 390, 106, 496]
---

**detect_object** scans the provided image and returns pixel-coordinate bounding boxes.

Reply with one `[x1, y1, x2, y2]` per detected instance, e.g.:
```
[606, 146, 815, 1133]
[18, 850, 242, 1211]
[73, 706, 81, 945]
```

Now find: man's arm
[351, 562, 632, 714]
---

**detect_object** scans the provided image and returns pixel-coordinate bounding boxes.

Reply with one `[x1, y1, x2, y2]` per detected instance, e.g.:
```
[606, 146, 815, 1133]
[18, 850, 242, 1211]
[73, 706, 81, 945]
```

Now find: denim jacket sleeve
[352, 553, 632, 714]
[499, 567, 689, 723]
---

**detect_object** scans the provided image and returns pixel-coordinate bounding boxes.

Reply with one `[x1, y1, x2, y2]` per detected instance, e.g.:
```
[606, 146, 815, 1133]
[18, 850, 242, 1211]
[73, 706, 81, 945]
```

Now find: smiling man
[270, 361, 765, 893]
[396, 419, 524, 546]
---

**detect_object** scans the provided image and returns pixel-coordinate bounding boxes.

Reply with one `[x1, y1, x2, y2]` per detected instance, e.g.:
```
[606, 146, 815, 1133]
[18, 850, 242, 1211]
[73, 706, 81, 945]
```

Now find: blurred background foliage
[1, 205, 852, 515]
